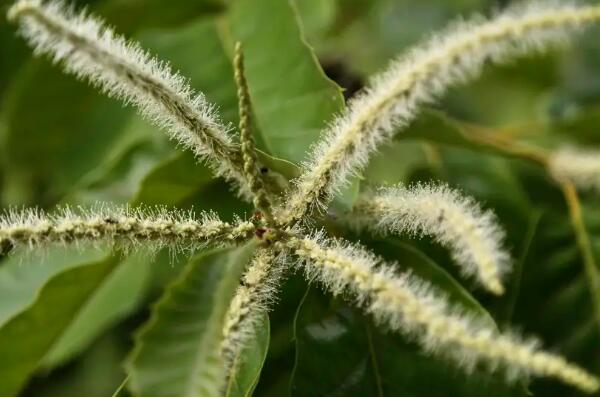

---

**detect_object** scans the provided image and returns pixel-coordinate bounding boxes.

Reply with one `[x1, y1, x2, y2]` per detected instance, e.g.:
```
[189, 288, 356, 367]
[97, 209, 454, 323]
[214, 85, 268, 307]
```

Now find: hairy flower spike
[282, 233, 599, 393]
[351, 184, 509, 295]
[278, 1, 600, 225]
[8, 0, 600, 393]
[221, 248, 283, 376]
[549, 146, 600, 192]
[233, 42, 274, 223]
[0, 206, 255, 253]
[8, 0, 249, 192]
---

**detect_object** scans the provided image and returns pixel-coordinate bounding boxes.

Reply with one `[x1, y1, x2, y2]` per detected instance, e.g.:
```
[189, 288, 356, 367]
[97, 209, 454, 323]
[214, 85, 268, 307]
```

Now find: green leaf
[291, 242, 526, 397]
[41, 253, 152, 367]
[126, 244, 256, 397]
[294, 0, 338, 44]
[510, 207, 600, 396]
[0, 248, 108, 326]
[0, 251, 148, 389]
[495, 210, 543, 326]
[0, 254, 124, 396]
[63, 118, 172, 205]
[23, 330, 131, 397]
[132, 152, 214, 207]
[2, 62, 133, 206]
[226, 0, 345, 163]
[363, 140, 430, 186]
[224, 313, 270, 397]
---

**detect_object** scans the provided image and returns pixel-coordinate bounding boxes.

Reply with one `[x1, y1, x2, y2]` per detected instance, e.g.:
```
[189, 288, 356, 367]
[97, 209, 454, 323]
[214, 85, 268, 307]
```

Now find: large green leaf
[0, 248, 151, 372]
[126, 244, 256, 397]
[226, 0, 345, 163]
[0, 248, 107, 326]
[291, 242, 525, 396]
[41, 253, 152, 367]
[2, 62, 133, 206]
[0, 254, 123, 396]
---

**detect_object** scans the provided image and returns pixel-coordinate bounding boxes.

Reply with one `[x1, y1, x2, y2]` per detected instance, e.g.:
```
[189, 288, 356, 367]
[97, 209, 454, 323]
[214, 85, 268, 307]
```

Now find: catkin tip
[549, 146, 600, 192]
[350, 184, 510, 295]
[489, 280, 505, 296]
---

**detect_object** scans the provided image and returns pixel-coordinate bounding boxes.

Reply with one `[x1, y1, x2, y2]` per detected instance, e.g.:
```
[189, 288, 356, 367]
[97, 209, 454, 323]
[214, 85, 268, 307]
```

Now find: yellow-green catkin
[351, 184, 509, 295]
[8, 0, 248, 193]
[279, 2, 600, 225]
[233, 42, 274, 224]
[284, 234, 599, 393]
[221, 248, 282, 373]
[0, 207, 255, 252]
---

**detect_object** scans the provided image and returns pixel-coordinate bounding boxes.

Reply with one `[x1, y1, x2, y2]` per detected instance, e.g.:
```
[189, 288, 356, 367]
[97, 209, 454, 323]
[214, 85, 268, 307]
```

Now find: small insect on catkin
[278, 1, 600, 225]
[221, 248, 284, 376]
[0, 206, 255, 253]
[351, 184, 509, 295]
[549, 146, 600, 192]
[283, 234, 599, 393]
[7, 0, 248, 192]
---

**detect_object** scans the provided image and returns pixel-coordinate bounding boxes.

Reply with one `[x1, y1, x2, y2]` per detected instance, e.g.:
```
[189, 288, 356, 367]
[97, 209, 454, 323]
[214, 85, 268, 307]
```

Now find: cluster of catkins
[4, 0, 600, 394]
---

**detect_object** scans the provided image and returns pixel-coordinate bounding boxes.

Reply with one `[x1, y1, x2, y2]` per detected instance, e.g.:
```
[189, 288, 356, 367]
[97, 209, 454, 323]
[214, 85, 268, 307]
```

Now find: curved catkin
[549, 146, 600, 192]
[351, 184, 509, 295]
[278, 2, 600, 225]
[0, 206, 255, 253]
[221, 248, 284, 377]
[7, 0, 248, 193]
[281, 234, 600, 393]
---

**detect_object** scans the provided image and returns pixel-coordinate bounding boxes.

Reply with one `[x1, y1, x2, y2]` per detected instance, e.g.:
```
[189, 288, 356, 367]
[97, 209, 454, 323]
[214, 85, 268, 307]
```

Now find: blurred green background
[2, 0, 600, 396]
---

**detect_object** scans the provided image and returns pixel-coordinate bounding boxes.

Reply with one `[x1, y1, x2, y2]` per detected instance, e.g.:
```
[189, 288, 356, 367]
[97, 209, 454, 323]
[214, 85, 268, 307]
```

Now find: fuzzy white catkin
[0, 206, 255, 253]
[221, 248, 284, 377]
[278, 1, 600, 225]
[7, 0, 248, 192]
[283, 234, 599, 393]
[351, 184, 509, 295]
[549, 146, 600, 191]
